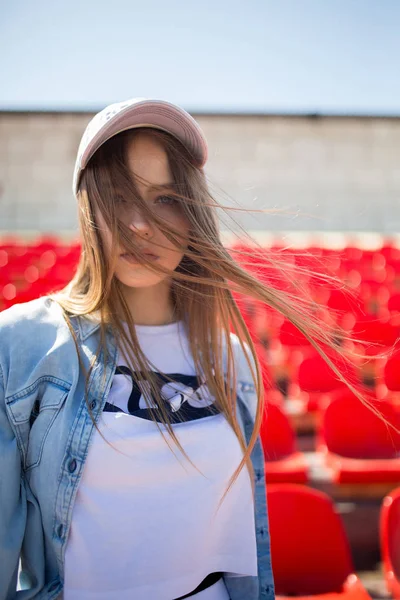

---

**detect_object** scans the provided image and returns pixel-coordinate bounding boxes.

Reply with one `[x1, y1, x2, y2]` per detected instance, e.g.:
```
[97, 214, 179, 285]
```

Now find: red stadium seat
[389, 293, 400, 313]
[298, 354, 353, 394]
[0, 238, 27, 256]
[359, 279, 390, 315]
[297, 353, 359, 413]
[326, 287, 364, 316]
[278, 318, 312, 348]
[31, 235, 60, 251]
[380, 242, 400, 263]
[318, 391, 400, 483]
[384, 350, 400, 391]
[342, 246, 364, 262]
[267, 484, 371, 599]
[380, 486, 400, 600]
[260, 403, 308, 483]
[352, 316, 400, 350]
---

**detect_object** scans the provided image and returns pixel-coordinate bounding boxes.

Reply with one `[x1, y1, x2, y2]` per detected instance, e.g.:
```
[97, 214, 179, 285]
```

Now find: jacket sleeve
[0, 363, 27, 600]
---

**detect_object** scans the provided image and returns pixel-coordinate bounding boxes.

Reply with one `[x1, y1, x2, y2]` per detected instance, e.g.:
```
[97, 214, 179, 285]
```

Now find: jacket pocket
[6, 377, 70, 470]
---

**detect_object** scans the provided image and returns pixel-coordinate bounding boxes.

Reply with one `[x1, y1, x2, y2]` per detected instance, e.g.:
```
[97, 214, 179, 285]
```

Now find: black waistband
[173, 572, 223, 600]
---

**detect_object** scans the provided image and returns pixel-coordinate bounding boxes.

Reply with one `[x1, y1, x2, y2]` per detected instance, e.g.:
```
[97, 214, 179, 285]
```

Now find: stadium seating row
[267, 483, 400, 599]
[261, 396, 400, 485]
[1, 237, 400, 596]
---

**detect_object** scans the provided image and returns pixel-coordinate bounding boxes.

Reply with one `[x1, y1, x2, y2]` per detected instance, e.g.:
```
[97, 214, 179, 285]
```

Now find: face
[95, 132, 189, 290]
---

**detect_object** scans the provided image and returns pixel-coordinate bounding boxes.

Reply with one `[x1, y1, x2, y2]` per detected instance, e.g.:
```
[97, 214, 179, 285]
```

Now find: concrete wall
[1, 111, 399, 234]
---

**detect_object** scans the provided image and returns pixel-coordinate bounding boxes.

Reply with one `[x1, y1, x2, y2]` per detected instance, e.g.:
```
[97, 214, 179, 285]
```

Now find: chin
[118, 274, 170, 289]
[115, 256, 183, 289]
[115, 266, 173, 289]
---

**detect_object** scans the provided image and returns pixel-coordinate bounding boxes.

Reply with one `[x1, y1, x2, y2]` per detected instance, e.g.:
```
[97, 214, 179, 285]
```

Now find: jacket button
[90, 400, 97, 410]
[68, 459, 77, 473]
[48, 580, 59, 593]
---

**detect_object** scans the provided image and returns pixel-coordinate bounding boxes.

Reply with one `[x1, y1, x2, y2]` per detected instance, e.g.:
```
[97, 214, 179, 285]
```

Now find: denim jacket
[0, 297, 275, 600]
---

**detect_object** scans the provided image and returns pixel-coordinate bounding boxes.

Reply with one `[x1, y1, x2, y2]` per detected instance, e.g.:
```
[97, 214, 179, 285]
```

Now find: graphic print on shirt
[104, 366, 221, 423]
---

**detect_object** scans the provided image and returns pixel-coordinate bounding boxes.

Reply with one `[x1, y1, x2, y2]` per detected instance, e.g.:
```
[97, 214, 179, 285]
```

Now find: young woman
[0, 98, 360, 600]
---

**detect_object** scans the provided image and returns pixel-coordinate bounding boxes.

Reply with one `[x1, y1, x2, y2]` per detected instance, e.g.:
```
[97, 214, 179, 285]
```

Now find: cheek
[158, 214, 190, 251]
[172, 213, 190, 246]
[159, 203, 189, 230]
[104, 231, 114, 254]
[94, 209, 113, 254]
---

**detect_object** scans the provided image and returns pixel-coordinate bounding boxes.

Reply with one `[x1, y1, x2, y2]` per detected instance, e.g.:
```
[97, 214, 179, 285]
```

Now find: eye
[155, 195, 177, 206]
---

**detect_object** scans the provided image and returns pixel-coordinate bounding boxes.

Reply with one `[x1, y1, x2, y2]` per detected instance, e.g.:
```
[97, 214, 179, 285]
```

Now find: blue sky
[1, 0, 400, 114]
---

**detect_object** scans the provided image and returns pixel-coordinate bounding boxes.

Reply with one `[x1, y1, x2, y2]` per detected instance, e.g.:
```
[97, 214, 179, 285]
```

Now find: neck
[120, 280, 177, 326]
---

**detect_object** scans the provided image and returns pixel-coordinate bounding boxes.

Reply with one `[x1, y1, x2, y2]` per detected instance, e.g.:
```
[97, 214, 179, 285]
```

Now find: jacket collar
[75, 314, 102, 342]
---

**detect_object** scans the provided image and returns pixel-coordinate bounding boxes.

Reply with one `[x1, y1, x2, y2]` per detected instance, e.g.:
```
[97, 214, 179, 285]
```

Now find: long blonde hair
[51, 127, 388, 509]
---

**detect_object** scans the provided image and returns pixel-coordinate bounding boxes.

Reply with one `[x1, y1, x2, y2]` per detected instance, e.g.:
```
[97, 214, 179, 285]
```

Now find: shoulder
[0, 295, 59, 326]
[0, 297, 85, 400]
[0, 296, 64, 338]
[0, 297, 69, 369]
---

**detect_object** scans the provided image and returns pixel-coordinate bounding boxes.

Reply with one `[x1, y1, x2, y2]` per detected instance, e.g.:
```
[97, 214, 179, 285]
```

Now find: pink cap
[72, 97, 208, 196]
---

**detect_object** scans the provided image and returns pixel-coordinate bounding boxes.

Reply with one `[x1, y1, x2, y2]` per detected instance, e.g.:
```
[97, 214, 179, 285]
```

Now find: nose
[128, 208, 153, 238]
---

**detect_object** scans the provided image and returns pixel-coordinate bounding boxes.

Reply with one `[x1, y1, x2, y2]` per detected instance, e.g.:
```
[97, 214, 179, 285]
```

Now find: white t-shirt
[64, 321, 257, 600]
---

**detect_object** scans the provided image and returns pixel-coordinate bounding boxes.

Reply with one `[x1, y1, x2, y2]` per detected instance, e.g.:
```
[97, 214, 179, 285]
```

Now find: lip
[120, 252, 160, 264]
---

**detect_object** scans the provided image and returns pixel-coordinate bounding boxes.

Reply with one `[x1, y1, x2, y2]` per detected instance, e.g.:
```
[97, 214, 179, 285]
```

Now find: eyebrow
[147, 183, 175, 191]
[114, 183, 175, 195]
[113, 183, 177, 201]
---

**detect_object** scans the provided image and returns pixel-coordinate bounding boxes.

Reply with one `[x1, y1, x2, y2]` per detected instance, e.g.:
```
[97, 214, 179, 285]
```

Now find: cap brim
[73, 99, 208, 196]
